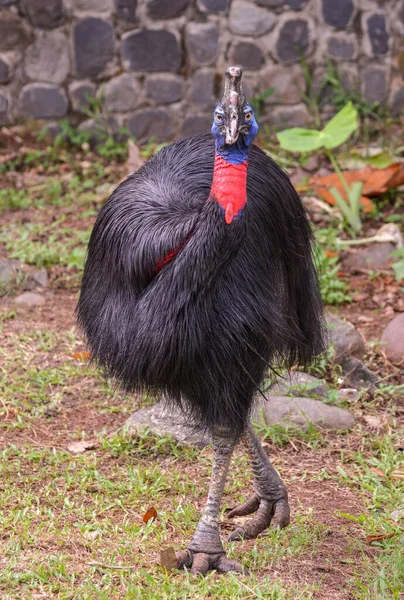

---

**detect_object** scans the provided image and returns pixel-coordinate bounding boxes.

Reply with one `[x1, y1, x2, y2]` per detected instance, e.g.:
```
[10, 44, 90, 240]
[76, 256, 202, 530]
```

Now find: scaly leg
[227, 422, 290, 541]
[176, 428, 248, 576]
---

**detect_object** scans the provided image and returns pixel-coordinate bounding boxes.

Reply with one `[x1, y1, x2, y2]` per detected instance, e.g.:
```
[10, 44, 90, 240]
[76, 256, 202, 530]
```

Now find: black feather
[77, 135, 325, 436]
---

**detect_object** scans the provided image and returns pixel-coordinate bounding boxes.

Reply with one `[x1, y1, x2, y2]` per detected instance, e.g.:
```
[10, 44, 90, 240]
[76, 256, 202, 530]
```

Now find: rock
[287, 0, 307, 8]
[185, 23, 219, 66]
[72, 0, 113, 12]
[321, 0, 354, 29]
[145, 74, 184, 105]
[146, 0, 190, 19]
[121, 29, 181, 72]
[188, 69, 215, 108]
[15, 292, 45, 307]
[389, 84, 404, 118]
[338, 388, 359, 403]
[18, 83, 68, 119]
[0, 10, 31, 51]
[253, 395, 355, 431]
[68, 81, 97, 114]
[365, 13, 389, 56]
[73, 18, 115, 78]
[127, 401, 210, 448]
[268, 104, 310, 128]
[327, 314, 365, 361]
[259, 64, 304, 104]
[0, 0, 16, 5]
[0, 93, 8, 122]
[269, 371, 329, 400]
[230, 41, 263, 71]
[362, 66, 389, 104]
[229, 0, 274, 36]
[24, 31, 70, 84]
[78, 116, 118, 146]
[115, 0, 137, 21]
[275, 18, 311, 63]
[23, 0, 64, 29]
[381, 313, 404, 365]
[327, 34, 357, 61]
[0, 57, 10, 84]
[181, 114, 211, 137]
[199, 0, 228, 11]
[0, 258, 21, 293]
[103, 73, 139, 112]
[29, 269, 48, 288]
[339, 356, 379, 389]
[342, 242, 395, 271]
[126, 108, 174, 142]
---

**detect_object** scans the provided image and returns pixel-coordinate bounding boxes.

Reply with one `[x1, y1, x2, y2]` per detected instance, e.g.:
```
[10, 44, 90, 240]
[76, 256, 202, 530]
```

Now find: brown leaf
[370, 467, 386, 478]
[67, 440, 98, 454]
[160, 547, 177, 571]
[142, 506, 158, 523]
[71, 351, 91, 360]
[391, 470, 404, 481]
[366, 532, 397, 544]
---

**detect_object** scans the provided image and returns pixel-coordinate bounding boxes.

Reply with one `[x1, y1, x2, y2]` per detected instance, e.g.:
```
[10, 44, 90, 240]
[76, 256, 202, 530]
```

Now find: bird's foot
[226, 491, 290, 541]
[176, 549, 248, 576]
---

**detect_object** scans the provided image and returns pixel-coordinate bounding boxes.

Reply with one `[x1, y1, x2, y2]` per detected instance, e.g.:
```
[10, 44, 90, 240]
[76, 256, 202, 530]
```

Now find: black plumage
[77, 134, 324, 437]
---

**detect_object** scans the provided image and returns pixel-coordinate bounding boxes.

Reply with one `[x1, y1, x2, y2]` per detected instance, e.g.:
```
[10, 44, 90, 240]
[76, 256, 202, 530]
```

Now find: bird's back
[77, 134, 324, 434]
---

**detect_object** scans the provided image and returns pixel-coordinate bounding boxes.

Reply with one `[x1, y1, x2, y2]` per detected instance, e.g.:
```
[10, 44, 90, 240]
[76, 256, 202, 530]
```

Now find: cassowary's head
[212, 66, 258, 152]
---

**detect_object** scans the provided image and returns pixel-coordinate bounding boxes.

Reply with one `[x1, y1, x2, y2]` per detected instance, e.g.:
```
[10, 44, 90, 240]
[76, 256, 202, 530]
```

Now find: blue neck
[216, 139, 249, 165]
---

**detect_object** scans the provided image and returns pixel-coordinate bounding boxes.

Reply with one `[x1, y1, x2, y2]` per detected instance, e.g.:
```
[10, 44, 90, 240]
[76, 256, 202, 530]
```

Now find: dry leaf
[67, 440, 98, 454]
[142, 506, 158, 523]
[390, 470, 404, 481]
[71, 351, 91, 360]
[127, 139, 144, 175]
[370, 467, 386, 478]
[366, 532, 397, 543]
[364, 415, 382, 429]
[160, 547, 177, 571]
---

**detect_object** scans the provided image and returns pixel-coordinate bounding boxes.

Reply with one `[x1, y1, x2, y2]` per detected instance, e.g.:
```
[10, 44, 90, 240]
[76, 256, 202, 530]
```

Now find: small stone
[181, 114, 211, 137]
[68, 81, 97, 113]
[230, 41, 263, 71]
[338, 388, 359, 403]
[381, 313, 404, 365]
[0, 57, 10, 83]
[342, 242, 395, 271]
[199, 0, 229, 11]
[366, 13, 389, 56]
[72, 0, 113, 12]
[339, 356, 379, 389]
[115, 0, 137, 21]
[259, 64, 304, 104]
[327, 34, 357, 60]
[145, 74, 184, 105]
[23, 0, 64, 29]
[15, 292, 45, 307]
[19, 83, 68, 119]
[269, 371, 329, 400]
[31, 269, 48, 287]
[128, 401, 210, 448]
[253, 395, 355, 431]
[103, 73, 139, 112]
[25, 31, 70, 84]
[229, 0, 274, 36]
[127, 108, 175, 142]
[275, 18, 311, 63]
[185, 23, 219, 66]
[121, 29, 181, 72]
[0, 11, 31, 51]
[326, 314, 365, 362]
[287, 0, 307, 8]
[389, 85, 404, 118]
[73, 18, 115, 78]
[0, 93, 8, 122]
[0, 258, 21, 293]
[268, 104, 310, 128]
[147, 0, 190, 19]
[78, 116, 119, 146]
[189, 69, 215, 109]
[321, 0, 354, 29]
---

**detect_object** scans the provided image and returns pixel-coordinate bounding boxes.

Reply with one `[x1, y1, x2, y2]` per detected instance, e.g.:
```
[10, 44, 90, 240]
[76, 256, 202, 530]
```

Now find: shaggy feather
[77, 135, 325, 435]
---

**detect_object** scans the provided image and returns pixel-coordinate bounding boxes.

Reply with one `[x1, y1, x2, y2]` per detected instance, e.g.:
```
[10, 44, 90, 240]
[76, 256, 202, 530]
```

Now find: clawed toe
[227, 495, 290, 542]
[175, 549, 248, 576]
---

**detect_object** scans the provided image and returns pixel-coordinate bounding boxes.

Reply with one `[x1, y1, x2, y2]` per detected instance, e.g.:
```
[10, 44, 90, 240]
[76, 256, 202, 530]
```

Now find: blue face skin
[211, 103, 259, 165]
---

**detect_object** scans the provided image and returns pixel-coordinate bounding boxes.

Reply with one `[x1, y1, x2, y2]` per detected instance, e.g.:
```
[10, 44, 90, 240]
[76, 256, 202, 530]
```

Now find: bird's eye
[215, 113, 223, 123]
[244, 111, 252, 122]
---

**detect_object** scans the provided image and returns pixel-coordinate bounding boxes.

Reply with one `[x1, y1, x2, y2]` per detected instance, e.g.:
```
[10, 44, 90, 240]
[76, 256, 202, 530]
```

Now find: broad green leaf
[322, 102, 359, 149]
[276, 128, 323, 152]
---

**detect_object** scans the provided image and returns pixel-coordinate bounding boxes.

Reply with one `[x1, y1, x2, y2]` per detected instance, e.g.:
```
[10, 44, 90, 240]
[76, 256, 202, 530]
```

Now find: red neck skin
[210, 153, 248, 224]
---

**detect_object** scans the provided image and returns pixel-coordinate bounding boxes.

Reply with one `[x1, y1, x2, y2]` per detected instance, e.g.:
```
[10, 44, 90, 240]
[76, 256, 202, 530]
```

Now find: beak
[221, 67, 245, 146]
[225, 107, 239, 145]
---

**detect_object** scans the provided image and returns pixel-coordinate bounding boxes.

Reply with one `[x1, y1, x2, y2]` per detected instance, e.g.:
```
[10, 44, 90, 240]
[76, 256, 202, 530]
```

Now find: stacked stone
[0, 0, 402, 140]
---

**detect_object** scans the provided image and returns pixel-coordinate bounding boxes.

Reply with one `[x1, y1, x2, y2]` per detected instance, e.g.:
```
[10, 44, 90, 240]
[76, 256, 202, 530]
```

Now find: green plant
[277, 102, 363, 233]
[250, 87, 275, 119]
[315, 248, 351, 305]
[389, 247, 404, 281]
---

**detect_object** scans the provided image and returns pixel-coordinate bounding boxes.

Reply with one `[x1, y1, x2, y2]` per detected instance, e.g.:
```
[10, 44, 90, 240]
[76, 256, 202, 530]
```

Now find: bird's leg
[176, 428, 247, 576]
[227, 422, 290, 541]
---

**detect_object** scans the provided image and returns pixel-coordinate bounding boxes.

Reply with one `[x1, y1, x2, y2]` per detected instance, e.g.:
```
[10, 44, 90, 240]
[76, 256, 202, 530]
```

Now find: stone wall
[0, 0, 403, 142]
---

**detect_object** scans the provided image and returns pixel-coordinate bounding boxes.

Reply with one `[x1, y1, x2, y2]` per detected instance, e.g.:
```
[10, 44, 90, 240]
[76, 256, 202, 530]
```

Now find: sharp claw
[270, 499, 290, 530]
[226, 493, 260, 518]
[215, 555, 250, 575]
[228, 496, 290, 541]
[227, 526, 247, 542]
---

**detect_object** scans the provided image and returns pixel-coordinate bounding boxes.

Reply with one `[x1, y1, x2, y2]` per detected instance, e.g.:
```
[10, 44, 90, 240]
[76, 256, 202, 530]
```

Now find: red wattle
[210, 154, 248, 224]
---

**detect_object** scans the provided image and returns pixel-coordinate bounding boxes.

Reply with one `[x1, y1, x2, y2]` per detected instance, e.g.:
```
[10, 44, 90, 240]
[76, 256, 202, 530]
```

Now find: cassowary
[77, 66, 324, 575]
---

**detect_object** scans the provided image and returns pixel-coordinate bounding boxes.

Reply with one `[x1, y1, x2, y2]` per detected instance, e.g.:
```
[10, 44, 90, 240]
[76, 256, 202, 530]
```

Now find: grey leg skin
[176, 428, 248, 576]
[227, 422, 290, 541]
